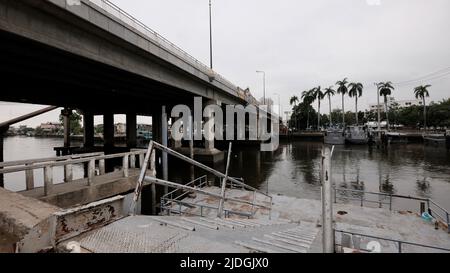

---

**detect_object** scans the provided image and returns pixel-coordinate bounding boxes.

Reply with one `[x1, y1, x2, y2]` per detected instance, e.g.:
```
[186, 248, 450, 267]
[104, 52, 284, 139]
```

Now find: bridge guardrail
[86, 0, 239, 94]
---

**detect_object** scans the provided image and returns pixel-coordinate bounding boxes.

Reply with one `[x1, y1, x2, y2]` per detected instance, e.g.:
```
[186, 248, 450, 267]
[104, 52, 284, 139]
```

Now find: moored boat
[324, 128, 345, 145]
[423, 133, 446, 146]
[345, 125, 369, 145]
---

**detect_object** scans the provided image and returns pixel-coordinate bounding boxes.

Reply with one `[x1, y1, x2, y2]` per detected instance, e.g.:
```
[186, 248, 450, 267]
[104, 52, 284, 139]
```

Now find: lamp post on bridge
[256, 71, 266, 105]
[209, 0, 213, 70]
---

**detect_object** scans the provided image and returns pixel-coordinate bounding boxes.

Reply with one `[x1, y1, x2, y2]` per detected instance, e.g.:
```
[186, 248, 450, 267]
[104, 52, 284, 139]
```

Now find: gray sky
[1, 0, 450, 127]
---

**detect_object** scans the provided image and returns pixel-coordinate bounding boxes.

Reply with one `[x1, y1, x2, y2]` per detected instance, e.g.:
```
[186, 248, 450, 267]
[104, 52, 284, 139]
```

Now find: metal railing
[85, 0, 239, 94]
[0, 150, 148, 196]
[162, 175, 209, 203]
[334, 229, 450, 253]
[334, 187, 450, 233]
[160, 175, 260, 219]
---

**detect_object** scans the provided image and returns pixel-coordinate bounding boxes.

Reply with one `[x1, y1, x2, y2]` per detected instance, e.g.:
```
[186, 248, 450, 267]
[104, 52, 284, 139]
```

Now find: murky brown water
[4, 137, 450, 212]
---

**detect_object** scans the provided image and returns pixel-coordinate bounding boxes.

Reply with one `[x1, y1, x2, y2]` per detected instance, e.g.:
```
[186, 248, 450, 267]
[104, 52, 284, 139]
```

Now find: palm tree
[336, 78, 349, 126]
[302, 90, 314, 130]
[348, 82, 364, 125]
[323, 86, 336, 126]
[310, 86, 325, 129]
[414, 85, 431, 130]
[289, 96, 299, 107]
[289, 96, 299, 130]
[378, 82, 395, 130]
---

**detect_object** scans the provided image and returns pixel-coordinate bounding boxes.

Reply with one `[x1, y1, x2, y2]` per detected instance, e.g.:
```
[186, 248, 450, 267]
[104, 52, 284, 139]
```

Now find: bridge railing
[86, 0, 238, 94]
[0, 150, 148, 196]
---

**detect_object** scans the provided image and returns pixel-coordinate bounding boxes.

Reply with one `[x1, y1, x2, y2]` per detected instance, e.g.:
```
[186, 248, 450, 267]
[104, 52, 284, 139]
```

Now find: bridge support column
[61, 108, 72, 149]
[83, 112, 94, 148]
[204, 100, 218, 151]
[172, 116, 182, 149]
[126, 112, 137, 148]
[103, 113, 114, 152]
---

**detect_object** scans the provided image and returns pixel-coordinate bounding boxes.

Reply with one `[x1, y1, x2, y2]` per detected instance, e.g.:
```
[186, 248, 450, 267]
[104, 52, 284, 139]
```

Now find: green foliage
[59, 110, 83, 135]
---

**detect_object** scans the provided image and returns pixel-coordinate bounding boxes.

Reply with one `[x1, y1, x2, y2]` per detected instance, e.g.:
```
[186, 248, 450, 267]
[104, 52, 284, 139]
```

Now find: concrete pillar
[83, 112, 94, 148]
[103, 113, 114, 151]
[126, 112, 137, 148]
[172, 116, 182, 149]
[61, 108, 72, 148]
[204, 100, 218, 151]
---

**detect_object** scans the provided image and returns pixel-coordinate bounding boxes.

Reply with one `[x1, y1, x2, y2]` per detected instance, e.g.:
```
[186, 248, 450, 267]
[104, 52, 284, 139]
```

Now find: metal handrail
[86, 0, 239, 93]
[334, 229, 450, 253]
[334, 187, 450, 233]
[161, 198, 253, 219]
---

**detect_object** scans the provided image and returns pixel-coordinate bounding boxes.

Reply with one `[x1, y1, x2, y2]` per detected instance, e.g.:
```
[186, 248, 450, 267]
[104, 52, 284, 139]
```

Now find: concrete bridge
[0, 0, 274, 162]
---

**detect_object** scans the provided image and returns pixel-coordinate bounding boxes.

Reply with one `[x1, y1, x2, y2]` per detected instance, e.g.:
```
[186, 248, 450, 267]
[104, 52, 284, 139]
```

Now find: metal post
[389, 195, 393, 211]
[162, 106, 168, 195]
[374, 83, 382, 145]
[0, 130, 4, 188]
[398, 242, 402, 253]
[446, 212, 450, 233]
[189, 116, 195, 182]
[361, 195, 364, 207]
[218, 142, 233, 218]
[209, 0, 213, 70]
[321, 146, 334, 253]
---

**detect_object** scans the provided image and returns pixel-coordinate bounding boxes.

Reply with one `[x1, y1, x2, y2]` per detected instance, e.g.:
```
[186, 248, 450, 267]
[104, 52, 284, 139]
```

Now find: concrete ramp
[73, 216, 319, 253]
[0, 187, 60, 253]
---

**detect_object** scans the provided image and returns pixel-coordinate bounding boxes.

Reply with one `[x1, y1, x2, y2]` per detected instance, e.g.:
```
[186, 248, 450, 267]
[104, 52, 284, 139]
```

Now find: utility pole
[257, 71, 266, 105]
[375, 83, 381, 143]
[209, 0, 213, 69]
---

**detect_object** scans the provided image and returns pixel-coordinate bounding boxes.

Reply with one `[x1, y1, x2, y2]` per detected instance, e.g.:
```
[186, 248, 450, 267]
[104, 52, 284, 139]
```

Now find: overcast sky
[1, 0, 450, 127]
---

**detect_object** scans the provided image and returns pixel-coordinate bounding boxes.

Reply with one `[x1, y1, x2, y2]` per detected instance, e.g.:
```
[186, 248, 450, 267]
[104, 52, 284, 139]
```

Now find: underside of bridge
[0, 30, 195, 114]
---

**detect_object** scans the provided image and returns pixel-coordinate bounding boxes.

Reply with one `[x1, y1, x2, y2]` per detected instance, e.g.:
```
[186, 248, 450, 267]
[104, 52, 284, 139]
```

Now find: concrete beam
[83, 111, 94, 148]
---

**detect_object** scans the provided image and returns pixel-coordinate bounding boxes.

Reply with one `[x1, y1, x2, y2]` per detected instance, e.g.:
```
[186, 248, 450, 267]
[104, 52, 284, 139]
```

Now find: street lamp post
[375, 83, 381, 142]
[256, 71, 266, 105]
[209, 0, 213, 69]
[273, 92, 281, 120]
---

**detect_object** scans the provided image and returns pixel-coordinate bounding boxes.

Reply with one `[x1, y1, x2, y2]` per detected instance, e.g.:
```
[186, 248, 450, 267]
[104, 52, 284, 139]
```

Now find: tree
[290, 96, 299, 107]
[59, 110, 82, 135]
[378, 82, 395, 129]
[310, 86, 325, 129]
[301, 90, 315, 129]
[323, 87, 336, 126]
[414, 85, 431, 130]
[336, 78, 349, 126]
[348, 82, 364, 125]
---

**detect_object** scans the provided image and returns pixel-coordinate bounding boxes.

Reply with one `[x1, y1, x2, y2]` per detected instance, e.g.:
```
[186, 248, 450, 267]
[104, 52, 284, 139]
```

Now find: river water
[3, 137, 450, 211]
